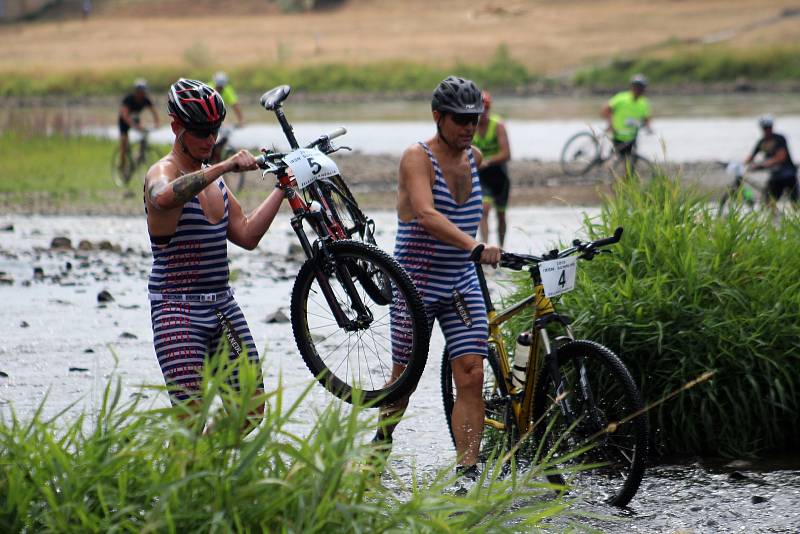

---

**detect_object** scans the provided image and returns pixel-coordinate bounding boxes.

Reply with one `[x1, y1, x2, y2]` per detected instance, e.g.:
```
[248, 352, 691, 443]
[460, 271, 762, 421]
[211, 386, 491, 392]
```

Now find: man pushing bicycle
[745, 115, 799, 209]
[377, 76, 501, 483]
[602, 74, 651, 159]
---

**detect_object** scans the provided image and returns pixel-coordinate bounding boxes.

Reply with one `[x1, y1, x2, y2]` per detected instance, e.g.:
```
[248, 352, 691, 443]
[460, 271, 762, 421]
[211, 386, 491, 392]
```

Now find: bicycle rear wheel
[442, 346, 516, 462]
[291, 240, 428, 406]
[611, 154, 654, 181]
[560, 132, 601, 176]
[110, 147, 134, 187]
[533, 340, 647, 507]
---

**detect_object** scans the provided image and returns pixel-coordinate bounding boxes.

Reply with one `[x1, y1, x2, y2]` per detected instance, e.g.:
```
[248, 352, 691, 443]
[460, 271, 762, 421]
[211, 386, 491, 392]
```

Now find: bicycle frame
[475, 263, 574, 436]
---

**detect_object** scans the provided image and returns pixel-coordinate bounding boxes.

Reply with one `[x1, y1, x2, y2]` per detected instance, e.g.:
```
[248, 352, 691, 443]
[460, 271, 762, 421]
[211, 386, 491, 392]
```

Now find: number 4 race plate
[539, 256, 578, 298]
[285, 148, 340, 189]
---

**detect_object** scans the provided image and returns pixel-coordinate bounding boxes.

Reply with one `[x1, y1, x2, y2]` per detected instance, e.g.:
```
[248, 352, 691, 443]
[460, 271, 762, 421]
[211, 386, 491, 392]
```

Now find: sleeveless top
[147, 179, 230, 294]
[393, 142, 483, 301]
[472, 114, 502, 159]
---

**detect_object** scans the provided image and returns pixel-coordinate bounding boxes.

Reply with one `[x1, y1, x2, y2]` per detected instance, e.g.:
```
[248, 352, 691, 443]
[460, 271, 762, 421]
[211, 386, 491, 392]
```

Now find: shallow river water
[1, 207, 799, 532]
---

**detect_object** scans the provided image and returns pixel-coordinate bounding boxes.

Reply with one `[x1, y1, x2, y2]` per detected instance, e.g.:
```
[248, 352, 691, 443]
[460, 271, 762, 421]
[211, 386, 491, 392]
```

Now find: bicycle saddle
[260, 85, 291, 110]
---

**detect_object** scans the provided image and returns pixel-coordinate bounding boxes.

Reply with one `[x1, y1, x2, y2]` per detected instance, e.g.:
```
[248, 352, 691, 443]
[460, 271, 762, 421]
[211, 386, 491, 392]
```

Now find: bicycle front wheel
[560, 132, 601, 176]
[110, 147, 134, 187]
[441, 346, 516, 462]
[533, 340, 647, 507]
[291, 240, 428, 406]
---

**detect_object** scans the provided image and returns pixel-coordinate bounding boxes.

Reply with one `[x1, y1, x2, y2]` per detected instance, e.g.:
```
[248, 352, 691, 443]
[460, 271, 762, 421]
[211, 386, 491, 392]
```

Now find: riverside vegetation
[505, 175, 800, 458]
[0, 352, 576, 532]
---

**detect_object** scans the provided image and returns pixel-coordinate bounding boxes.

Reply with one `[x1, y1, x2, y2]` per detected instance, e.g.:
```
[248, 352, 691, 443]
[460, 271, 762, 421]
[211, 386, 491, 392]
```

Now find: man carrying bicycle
[378, 76, 501, 482]
[602, 74, 651, 157]
[745, 115, 799, 207]
[144, 79, 285, 423]
[118, 79, 160, 173]
[473, 90, 511, 248]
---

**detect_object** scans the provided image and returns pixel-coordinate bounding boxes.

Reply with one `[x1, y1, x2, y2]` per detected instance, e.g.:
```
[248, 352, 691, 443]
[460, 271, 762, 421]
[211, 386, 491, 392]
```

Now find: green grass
[573, 44, 800, 87]
[506, 175, 800, 457]
[0, 352, 573, 532]
[0, 45, 538, 97]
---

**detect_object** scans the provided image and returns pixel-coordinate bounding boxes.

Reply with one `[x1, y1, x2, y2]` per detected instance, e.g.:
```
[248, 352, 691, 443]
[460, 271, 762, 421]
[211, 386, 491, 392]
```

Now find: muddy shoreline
[1, 155, 730, 216]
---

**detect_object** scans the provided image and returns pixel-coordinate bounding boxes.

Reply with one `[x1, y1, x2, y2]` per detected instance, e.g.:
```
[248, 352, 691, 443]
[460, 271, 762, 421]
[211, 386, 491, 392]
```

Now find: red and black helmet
[167, 78, 226, 133]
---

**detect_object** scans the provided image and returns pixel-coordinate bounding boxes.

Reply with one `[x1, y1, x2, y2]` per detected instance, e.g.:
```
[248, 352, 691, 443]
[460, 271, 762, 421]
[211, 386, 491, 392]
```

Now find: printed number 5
[306, 157, 322, 175]
[558, 270, 566, 287]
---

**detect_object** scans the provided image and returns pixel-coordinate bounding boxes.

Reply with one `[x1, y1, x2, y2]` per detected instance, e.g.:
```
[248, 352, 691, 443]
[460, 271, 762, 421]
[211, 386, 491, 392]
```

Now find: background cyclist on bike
[473, 90, 511, 248]
[144, 79, 285, 421]
[745, 115, 799, 208]
[602, 74, 651, 158]
[118, 78, 160, 173]
[378, 76, 501, 483]
[210, 71, 245, 164]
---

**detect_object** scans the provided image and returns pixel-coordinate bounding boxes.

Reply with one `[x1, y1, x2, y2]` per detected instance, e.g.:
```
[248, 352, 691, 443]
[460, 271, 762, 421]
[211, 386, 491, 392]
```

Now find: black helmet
[431, 76, 484, 115]
[167, 78, 226, 132]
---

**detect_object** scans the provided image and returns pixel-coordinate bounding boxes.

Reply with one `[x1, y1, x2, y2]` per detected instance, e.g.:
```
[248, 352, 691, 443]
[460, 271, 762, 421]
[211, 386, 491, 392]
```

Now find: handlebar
[471, 226, 623, 270]
[254, 126, 348, 170]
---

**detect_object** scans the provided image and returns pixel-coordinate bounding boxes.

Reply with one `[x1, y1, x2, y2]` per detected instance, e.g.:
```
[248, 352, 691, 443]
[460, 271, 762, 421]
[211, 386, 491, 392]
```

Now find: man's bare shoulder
[145, 155, 178, 184]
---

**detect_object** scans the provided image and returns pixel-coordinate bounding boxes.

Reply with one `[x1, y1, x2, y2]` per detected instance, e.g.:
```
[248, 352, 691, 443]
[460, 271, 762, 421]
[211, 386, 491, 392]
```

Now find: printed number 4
[306, 156, 322, 175]
[558, 270, 566, 287]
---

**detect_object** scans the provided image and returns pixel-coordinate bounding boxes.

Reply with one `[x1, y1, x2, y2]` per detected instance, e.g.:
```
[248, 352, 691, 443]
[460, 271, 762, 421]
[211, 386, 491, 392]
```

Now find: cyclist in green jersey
[210, 72, 245, 164]
[472, 91, 511, 247]
[602, 74, 651, 156]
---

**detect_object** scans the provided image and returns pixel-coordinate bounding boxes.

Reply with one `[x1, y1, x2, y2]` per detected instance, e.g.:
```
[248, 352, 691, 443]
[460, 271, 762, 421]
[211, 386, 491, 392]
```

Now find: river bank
[0, 154, 733, 215]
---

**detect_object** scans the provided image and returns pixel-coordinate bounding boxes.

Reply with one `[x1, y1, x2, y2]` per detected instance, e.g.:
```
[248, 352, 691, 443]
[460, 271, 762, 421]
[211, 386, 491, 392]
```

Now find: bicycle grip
[254, 154, 267, 169]
[593, 227, 623, 247]
[469, 244, 485, 262]
[328, 126, 347, 140]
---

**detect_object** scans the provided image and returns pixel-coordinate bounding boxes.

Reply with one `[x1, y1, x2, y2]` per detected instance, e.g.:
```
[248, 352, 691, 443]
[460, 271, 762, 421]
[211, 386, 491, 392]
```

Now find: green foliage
[519, 175, 800, 456]
[573, 44, 800, 86]
[0, 352, 570, 532]
[0, 45, 535, 97]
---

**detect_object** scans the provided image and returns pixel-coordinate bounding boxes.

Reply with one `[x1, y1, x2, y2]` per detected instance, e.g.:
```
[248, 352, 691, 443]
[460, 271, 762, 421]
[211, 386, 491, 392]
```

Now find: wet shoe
[452, 464, 482, 496]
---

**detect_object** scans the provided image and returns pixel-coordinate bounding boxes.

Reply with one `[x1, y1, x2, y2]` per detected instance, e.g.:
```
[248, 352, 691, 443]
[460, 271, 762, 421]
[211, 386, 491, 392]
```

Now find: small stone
[119, 304, 140, 310]
[33, 267, 44, 280]
[728, 471, 749, 481]
[264, 309, 290, 323]
[78, 240, 94, 251]
[119, 332, 137, 339]
[69, 367, 89, 373]
[0, 274, 13, 285]
[0, 224, 13, 232]
[64, 261, 72, 271]
[19, 321, 29, 328]
[50, 236, 72, 249]
[97, 240, 114, 251]
[97, 290, 114, 303]
[751, 495, 768, 504]
[0, 371, 8, 378]
[287, 243, 305, 258]
[83, 348, 95, 353]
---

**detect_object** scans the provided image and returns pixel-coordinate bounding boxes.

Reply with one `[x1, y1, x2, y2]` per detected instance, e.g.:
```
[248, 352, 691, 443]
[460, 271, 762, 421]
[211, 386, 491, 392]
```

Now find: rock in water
[97, 290, 114, 303]
[50, 237, 72, 249]
[264, 309, 290, 323]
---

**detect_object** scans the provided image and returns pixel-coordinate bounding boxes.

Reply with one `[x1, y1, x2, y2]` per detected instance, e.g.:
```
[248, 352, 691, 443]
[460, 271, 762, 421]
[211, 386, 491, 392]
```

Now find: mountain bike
[560, 122, 654, 180]
[111, 129, 161, 187]
[441, 227, 648, 507]
[254, 84, 428, 406]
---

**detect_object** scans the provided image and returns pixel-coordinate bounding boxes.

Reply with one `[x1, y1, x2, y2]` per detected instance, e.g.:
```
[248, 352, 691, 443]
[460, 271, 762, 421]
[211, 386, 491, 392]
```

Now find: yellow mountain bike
[441, 227, 648, 507]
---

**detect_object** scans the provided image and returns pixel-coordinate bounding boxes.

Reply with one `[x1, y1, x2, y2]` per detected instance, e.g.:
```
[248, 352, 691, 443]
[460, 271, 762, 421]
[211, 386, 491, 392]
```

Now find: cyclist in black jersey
[745, 115, 799, 208]
[118, 79, 160, 174]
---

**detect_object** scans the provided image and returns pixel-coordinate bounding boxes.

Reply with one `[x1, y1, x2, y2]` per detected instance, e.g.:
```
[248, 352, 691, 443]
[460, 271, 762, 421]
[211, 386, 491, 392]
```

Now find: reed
[0, 351, 571, 532]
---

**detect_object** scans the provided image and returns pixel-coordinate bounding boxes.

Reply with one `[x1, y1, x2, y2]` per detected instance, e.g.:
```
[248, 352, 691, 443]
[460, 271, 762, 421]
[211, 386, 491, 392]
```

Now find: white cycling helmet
[134, 78, 148, 90]
[213, 71, 229, 88]
[758, 115, 774, 128]
[630, 74, 648, 87]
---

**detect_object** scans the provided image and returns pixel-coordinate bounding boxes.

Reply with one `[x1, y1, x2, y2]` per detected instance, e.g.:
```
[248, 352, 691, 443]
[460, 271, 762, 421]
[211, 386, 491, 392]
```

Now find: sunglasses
[450, 113, 480, 126]
[186, 127, 220, 139]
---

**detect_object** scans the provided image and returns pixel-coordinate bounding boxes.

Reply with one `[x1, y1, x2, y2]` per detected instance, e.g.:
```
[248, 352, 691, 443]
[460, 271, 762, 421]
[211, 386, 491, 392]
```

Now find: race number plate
[539, 256, 578, 297]
[284, 148, 340, 189]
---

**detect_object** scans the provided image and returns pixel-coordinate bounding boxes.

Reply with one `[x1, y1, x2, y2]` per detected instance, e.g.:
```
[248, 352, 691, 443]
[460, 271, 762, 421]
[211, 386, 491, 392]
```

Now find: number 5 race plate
[285, 148, 340, 189]
[539, 256, 577, 297]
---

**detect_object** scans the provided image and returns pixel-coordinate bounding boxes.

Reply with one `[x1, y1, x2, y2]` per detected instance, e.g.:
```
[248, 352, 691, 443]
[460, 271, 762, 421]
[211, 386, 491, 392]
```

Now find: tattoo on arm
[171, 170, 210, 204]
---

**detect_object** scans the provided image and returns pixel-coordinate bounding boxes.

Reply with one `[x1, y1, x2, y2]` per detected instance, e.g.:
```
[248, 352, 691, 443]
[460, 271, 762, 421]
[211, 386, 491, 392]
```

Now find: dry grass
[1, 0, 798, 76]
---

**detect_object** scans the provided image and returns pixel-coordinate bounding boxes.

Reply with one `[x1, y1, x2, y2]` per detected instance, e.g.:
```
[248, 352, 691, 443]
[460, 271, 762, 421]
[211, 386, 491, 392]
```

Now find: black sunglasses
[186, 127, 220, 139]
[450, 113, 480, 126]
